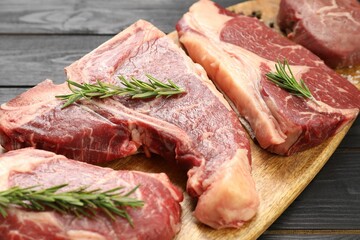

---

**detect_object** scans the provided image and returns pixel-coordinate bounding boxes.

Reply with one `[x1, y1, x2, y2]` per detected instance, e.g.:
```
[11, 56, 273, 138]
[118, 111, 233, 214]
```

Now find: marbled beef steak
[278, 0, 360, 68]
[177, 0, 360, 155]
[0, 148, 182, 240]
[0, 20, 259, 229]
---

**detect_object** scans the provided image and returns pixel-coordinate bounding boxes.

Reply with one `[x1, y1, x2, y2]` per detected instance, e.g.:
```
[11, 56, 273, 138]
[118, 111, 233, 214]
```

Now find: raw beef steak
[0, 148, 182, 240]
[278, 0, 360, 68]
[0, 20, 259, 228]
[176, 0, 360, 155]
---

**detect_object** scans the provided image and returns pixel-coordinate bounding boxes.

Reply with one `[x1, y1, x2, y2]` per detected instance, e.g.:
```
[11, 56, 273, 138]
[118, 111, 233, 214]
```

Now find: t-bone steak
[0, 148, 182, 240]
[0, 20, 259, 229]
[278, 0, 360, 68]
[176, 0, 360, 155]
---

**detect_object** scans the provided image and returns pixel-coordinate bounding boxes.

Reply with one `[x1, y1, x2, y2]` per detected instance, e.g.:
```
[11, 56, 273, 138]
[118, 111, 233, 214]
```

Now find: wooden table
[0, 0, 359, 239]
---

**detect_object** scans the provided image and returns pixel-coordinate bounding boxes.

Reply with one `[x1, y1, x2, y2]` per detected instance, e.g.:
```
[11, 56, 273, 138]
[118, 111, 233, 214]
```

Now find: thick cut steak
[176, 0, 360, 155]
[0, 148, 182, 240]
[278, 0, 360, 68]
[0, 20, 259, 228]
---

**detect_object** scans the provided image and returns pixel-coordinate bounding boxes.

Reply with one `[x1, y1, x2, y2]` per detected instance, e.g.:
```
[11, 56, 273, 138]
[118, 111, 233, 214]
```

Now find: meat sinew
[0, 148, 182, 240]
[278, 0, 360, 68]
[0, 20, 259, 229]
[176, 0, 360, 155]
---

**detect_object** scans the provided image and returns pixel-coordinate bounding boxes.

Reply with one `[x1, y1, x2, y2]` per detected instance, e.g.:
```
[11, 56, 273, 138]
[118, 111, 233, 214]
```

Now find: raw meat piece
[0, 20, 259, 228]
[278, 0, 360, 68]
[176, 0, 360, 155]
[0, 148, 182, 240]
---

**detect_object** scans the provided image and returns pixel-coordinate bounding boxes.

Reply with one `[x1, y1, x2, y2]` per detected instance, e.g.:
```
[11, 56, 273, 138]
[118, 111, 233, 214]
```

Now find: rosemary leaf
[56, 75, 185, 108]
[266, 59, 315, 101]
[0, 184, 144, 226]
[132, 92, 158, 99]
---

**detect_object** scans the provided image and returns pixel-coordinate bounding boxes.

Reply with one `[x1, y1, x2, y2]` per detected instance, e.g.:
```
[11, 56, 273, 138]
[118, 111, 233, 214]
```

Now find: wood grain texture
[0, 88, 29, 102]
[259, 234, 360, 240]
[0, 35, 109, 85]
[0, 0, 241, 34]
[271, 149, 360, 230]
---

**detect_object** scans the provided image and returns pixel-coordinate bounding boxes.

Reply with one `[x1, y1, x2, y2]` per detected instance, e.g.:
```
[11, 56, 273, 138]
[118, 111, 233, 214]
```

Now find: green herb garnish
[56, 74, 186, 108]
[266, 59, 315, 101]
[0, 184, 144, 226]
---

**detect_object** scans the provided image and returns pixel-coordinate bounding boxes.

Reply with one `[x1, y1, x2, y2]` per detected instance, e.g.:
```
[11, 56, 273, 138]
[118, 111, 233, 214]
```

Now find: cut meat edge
[193, 148, 258, 229]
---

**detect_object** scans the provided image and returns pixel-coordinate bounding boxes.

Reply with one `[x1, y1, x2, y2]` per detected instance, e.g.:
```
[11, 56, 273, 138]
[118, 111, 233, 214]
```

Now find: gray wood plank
[0, 0, 242, 34]
[0, 88, 29, 103]
[338, 118, 360, 149]
[270, 150, 360, 230]
[259, 235, 360, 240]
[0, 35, 109, 85]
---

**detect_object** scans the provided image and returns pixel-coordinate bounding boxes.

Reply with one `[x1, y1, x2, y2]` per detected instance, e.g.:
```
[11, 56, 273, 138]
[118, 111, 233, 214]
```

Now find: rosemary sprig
[0, 184, 144, 226]
[56, 74, 186, 108]
[265, 59, 315, 101]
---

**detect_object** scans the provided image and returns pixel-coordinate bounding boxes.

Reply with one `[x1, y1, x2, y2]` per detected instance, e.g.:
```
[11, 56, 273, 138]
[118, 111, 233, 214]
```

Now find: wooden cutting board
[103, 0, 360, 239]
